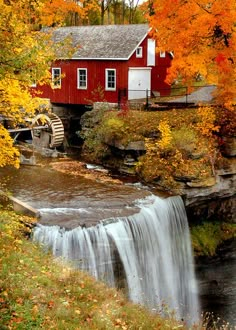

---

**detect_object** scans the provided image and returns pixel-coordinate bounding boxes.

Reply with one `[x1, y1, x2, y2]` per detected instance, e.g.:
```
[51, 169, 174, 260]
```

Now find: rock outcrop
[181, 159, 236, 223]
[80, 109, 236, 224]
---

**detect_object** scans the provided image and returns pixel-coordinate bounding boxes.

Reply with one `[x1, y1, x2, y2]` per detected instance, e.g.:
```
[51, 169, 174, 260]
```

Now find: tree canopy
[0, 0, 85, 168]
[148, 0, 236, 105]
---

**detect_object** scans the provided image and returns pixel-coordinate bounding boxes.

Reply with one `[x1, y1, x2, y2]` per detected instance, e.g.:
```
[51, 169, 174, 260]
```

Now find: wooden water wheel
[31, 113, 64, 148]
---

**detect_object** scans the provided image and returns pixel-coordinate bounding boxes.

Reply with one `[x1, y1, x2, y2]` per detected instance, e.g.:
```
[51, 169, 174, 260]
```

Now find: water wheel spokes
[31, 113, 64, 148]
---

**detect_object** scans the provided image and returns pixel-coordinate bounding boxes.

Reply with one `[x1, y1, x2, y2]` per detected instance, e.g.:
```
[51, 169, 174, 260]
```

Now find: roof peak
[51, 24, 150, 60]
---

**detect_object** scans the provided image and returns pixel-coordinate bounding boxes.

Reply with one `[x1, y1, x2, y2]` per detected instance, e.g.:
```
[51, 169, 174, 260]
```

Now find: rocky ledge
[182, 160, 236, 223]
[106, 139, 236, 223]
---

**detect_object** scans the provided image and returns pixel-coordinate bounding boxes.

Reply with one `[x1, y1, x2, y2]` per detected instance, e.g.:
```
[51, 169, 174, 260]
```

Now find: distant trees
[81, 0, 147, 25]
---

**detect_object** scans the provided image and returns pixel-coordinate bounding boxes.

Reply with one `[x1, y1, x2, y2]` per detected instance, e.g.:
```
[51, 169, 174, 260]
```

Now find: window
[52, 68, 61, 88]
[160, 51, 166, 58]
[136, 47, 143, 58]
[30, 69, 37, 87]
[77, 68, 87, 89]
[105, 69, 116, 91]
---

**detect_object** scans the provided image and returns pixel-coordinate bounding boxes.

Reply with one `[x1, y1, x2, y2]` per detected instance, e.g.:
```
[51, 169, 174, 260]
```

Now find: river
[0, 159, 235, 327]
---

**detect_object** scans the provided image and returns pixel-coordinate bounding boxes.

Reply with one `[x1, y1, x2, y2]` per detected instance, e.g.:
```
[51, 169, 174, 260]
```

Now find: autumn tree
[38, 0, 100, 27]
[148, 0, 236, 105]
[0, 0, 82, 168]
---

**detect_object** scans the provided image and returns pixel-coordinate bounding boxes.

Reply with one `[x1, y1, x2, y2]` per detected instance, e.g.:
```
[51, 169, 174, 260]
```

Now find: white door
[128, 68, 151, 100]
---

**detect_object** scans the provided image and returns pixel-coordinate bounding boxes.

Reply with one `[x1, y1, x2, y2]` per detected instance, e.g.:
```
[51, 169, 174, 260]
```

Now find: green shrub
[191, 222, 236, 256]
[100, 116, 126, 143]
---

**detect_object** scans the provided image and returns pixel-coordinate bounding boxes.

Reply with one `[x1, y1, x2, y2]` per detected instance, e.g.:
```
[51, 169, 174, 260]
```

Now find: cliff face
[182, 159, 236, 223]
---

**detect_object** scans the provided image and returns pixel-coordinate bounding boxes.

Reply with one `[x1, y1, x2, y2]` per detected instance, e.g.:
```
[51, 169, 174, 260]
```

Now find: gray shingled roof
[52, 24, 149, 60]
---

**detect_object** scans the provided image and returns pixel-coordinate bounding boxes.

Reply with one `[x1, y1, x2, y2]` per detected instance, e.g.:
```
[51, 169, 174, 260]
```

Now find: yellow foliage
[0, 79, 45, 125]
[0, 0, 70, 168]
[0, 125, 20, 168]
[158, 120, 172, 149]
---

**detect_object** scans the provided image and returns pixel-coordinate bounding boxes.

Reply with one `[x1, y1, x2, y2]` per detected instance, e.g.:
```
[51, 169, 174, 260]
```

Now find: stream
[0, 160, 235, 327]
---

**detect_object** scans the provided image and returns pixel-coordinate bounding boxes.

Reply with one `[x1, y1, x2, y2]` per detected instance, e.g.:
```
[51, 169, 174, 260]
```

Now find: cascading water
[33, 194, 200, 323]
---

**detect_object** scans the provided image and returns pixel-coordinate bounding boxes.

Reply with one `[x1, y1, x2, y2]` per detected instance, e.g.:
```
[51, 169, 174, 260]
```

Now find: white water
[33, 195, 200, 323]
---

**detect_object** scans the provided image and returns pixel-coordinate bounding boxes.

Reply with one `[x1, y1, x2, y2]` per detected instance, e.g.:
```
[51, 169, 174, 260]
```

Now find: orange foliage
[148, 0, 236, 105]
[196, 106, 220, 137]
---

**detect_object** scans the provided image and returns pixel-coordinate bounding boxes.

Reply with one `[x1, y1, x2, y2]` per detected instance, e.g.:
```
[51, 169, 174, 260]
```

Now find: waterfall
[33, 195, 200, 323]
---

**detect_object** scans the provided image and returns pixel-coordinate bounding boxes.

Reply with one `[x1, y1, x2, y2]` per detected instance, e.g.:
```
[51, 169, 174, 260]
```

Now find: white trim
[77, 68, 87, 89]
[128, 67, 152, 71]
[52, 67, 61, 88]
[160, 51, 166, 58]
[147, 39, 156, 66]
[105, 69, 116, 91]
[30, 69, 37, 87]
[72, 57, 129, 61]
[30, 82, 37, 88]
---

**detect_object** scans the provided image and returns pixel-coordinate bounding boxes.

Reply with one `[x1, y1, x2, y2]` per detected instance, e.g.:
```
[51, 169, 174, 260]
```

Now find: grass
[0, 209, 193, 330]
[191, 221, 236, 257]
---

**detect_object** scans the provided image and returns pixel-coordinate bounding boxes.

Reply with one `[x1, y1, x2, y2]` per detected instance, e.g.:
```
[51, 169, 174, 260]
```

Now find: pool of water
[0, 161, 150, 228]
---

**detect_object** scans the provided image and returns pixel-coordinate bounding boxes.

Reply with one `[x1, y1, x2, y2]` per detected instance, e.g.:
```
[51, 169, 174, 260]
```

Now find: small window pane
[136, 47, 143, 58]
[78, 69, 87, 89]
[52, 68, 61, 88]
[106, 69, 116, 90]
[30, 69, 37, 87]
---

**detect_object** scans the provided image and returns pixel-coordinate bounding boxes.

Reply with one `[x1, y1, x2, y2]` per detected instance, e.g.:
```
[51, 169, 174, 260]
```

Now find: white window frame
[77, 68, 87, 89]
[105, 69, 116, 91]
[30, 69, 37, 87]
[160, 51, 166, 58]
[52, 67, 61, 88]
[136, 47, 143, 58]
[30, 79, 37, 88]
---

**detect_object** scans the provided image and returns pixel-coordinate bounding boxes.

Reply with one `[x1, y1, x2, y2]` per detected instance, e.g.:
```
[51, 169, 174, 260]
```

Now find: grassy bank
[0, 210, 192, 330]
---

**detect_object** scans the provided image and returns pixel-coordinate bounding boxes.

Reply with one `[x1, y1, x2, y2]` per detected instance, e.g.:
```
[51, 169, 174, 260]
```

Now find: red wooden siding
[34, 37, 171, 105]
[151, 52, 172, 96]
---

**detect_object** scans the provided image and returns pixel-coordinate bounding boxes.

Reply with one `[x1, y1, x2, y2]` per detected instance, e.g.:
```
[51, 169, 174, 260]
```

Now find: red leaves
[215, 53, 227, 65]
[47, 300, 55, 309]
